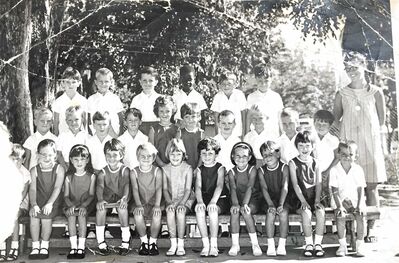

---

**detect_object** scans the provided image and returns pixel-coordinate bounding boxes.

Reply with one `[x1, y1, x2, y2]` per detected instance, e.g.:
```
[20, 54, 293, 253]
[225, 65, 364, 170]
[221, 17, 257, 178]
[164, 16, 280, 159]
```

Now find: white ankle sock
[202, 237, 209, 248]
[140, 235, 148, 244]
[278, 237, 286, 247]
[11, 241, 19, 249]
[32, 241, 40, 250]
[210, 237, 217, 248]
[231, 233, 239, 246]
[41, 240, 49, 251]
[121, 227, 130, 243]
[314, 234, 323, 245]
[339, 238, 347, 247]
[96, 226, 105, 244]
[149, 237, 157, 245]
[305, 236, 313, 245]
[249, 232, 259, 245]
[177, 238, 184, 247]
[78, 238, 86, 250]
[0, 242, 6, 250]
[69, 235, 78, 249]
[267, 238, 275, 247]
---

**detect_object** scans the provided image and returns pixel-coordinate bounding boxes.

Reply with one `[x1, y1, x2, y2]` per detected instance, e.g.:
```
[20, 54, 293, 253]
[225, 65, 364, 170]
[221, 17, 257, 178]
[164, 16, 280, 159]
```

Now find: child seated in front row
[130, 143, 163, 256]
[288, 131, 325, 257]
[228, 142, 262, 257]
[258, 141, 289, 256]
[149, 95, 179, 167]
[29, 139, 65, 260]
[96, 139, 130, 256]
[330, 141, 366, 257]
[0, 144, 31, 261]
[162, 139, 194, 256]
[195, 138, 229, 257]
[63, 145, 96, 259]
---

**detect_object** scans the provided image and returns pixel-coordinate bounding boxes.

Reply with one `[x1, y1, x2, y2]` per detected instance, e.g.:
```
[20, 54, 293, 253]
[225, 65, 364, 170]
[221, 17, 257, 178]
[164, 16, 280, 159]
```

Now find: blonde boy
[23, 107, 59, 170]
[277, 108, 300, 164]
[211, 71, 247, 138]
[88, 68, 124, 138]
[53, 67, 88, 136]
[246, 64, 283, 138]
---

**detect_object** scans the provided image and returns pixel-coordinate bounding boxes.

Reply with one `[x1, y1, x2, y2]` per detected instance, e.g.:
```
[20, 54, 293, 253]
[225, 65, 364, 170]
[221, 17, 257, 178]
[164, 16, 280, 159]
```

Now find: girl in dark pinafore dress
[63, 145, 96, 259]
[29, 139, 65, 260]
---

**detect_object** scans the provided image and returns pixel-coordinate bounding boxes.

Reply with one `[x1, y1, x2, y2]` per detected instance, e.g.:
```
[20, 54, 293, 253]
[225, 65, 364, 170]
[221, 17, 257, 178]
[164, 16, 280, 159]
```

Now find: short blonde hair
[65, 105, 84, 120]
[165, 138, 186, 161]
[136, 142, 158, 160]
[95, 67, 113, 80]
[34, 107, 53, 120]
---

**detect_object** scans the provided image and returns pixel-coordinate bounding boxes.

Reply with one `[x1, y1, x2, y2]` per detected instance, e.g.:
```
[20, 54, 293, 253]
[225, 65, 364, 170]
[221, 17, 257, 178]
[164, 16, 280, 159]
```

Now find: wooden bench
[18, 206, 380, 253]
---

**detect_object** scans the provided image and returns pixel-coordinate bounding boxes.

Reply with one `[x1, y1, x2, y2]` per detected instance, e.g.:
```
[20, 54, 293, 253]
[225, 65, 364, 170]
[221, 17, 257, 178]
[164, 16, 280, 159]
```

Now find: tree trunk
[0, 0, 33, 144]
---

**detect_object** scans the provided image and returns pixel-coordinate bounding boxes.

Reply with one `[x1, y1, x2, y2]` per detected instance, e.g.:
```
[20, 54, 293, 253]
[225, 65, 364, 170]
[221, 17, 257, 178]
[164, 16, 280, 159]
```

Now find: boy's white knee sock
[96, 226, 105, 244]
[210, 237, 218, 248]
[231, 233, 239, 246]
[202, 237, 209, 248]
[305, 236, 313, 245]
[78, 238, 86, 250]
[314, 234, 323, 245]
[69, 235, 78, 249]
[249, 232, 259, 246]
[121, 227, 130, 242]
[149, 237, 157, 245]
[11, 241, 19, 249]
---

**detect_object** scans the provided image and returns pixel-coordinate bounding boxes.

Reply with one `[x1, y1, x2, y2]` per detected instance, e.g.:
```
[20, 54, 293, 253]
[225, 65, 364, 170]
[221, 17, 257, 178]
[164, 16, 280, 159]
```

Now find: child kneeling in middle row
[228, 142, 262, 257]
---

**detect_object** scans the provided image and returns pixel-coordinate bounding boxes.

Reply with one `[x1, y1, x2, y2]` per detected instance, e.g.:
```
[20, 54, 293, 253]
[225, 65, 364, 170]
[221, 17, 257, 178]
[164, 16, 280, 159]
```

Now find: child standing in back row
[195, 138, 229, 257]
[64, 145, 96, 260]
[288, 131, 325, 258]
[130, 143, 163, 256]
[162, 139, 194, 256]
[227, 142, 262, 257]
[258, 141, 289, 256]
[29, 139, 65, 260]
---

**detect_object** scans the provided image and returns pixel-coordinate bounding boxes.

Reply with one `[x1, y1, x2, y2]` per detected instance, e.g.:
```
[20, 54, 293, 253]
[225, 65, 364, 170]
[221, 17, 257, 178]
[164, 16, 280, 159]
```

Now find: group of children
[0, 51, 385, 261]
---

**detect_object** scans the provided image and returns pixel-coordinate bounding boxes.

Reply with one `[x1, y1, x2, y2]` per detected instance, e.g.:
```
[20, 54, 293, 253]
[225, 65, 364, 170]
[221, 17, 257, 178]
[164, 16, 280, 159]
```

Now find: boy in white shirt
[23, 107, 60, 170]
[246, 64, 283, 138]
[213, 110, 240, 171]
[58, 105, 89, 170]
[86, 111, 113, 173]
[277, 108, 300, 164]
[330, 141, 366, 257]
[211, 71, 246, 138]
[173, 64, 207, 129]
[88, 68, 124, 138]
[130, 66, 161, 135]
[244, 107, 271, 167]
[118, 108, 148, 169]
[53, 67, 88, 136]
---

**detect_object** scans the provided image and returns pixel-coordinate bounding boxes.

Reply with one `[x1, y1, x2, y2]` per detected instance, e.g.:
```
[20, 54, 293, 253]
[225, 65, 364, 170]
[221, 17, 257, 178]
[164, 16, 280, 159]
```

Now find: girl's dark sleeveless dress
[63, 172, 95, 215]
[152, 123, 178, 164]
[102, 165, 129, 203]
[287, 157, 317, 212]
[230, 165, 261, 210]
[35, 164, 62, 219]
[260, 161, 286, 208]
[197, 162, 229, 213]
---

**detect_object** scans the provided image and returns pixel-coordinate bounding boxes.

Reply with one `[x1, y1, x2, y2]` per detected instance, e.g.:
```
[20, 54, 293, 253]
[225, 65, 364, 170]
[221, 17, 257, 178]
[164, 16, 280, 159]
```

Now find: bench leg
[18, 223, 26, 254]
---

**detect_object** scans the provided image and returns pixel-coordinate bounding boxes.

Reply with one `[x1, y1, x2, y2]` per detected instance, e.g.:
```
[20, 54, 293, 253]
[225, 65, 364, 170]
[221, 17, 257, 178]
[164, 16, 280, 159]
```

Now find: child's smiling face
[339, 145, 357, 166]
[296, 142, 313, 159]
[200, 149, 217, 166]
[158, 105, 173, 125]
[169, 150, 184, 166]
[281, 116, 298, 138]
[125, 113, 141, 133]
[314, 118, 331, 137]
[219, 74, 237, 96]
[105, 150, 123, 168]
[180, 72, 196, 93]
[183, 112, 200, 131]
[139, 73, 158, 95]
[95, 74, 112, 94]
[93, 120, 110, 136]
[261, 148, 279, 168]
[62, 78, 80, 96]
[138, 148, 155, 168]
[218, 114, 235, 137]
[233, 147, 250, 170]
[66, 112, 83, 134]
[35, 113, 53, 135]
[70, 156, 89, 173]
[38, 145, 57, 169]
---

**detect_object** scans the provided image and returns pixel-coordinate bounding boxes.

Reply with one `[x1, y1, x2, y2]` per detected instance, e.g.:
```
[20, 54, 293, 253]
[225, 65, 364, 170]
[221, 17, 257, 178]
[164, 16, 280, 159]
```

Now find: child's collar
[108, 163, 122, 172]
[128, 129, 139, 138]
[185, 127, 199, 133]
[139, 165, 153, 173]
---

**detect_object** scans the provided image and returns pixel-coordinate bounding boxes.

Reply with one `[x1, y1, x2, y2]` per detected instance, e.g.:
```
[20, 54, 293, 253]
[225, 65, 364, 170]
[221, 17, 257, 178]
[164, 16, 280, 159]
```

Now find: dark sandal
[118, 241, 130, 256]
[28, 248, 41, 260]
[314, 244, 325, 257]
[39, 248, 49, 259]
[75, 249, 86, 259]
[67, 249, 77, 259]
[6, 248, 18, 261]
[97, 241, 111, 256]
[0, 250, 6, 262]
[303, 244, 313, 257]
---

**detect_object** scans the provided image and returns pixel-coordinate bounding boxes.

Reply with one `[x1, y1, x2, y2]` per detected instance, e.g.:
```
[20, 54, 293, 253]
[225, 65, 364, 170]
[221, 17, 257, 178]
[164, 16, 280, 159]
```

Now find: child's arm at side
[78, 174, 96, 216]
[96, 170, 107, 210]
[29, 168, 40, 217]
[153, 168, 163, 216]
[208, 166, 225, 212]
[258, 168, 276, 213]
[242, 166, 256, 213]
[119, 167, 130, 209]
[53, 112, 60, 136]
[277, 165, 289, 214]
[162, 168, 173, 209]
[21, 181, 30, 203]
[314, 163, 323, 209]
[194, 168, 205, 212]
[228, 170, 240, 213]
[333, 92, 343, 124]
[178, 166, 193, 209]
[213, 112, 219, 134]
[289, 160, 310, 209]
[118, 111, 124, 136]
[374, 88, 386, 126]
[43, 165, 65, 215]
[23, 148, 31, 169]
[130, 169, 144, 215]
[63, 177, 75, 216]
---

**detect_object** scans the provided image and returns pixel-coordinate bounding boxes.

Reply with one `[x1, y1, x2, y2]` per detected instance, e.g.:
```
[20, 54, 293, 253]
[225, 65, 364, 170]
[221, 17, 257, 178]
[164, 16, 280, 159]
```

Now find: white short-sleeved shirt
[86, 134, 113, 171]
[118, 130, 148, 169]
[211, 89, 247, 137]
[23, 131, 59, 170]
[173, 89, 208, 120]
[130, 91, 161, 122]
[213, 133, 241, 171]
[88, 91, 124, 134]
[247, 89, 284, 139]
[329, 162, 366, 207]
[58, 129, 89, 161]
[244, 129, 271, 159]
[314, 133, 339, 172]
[52, 92, 88, 134]
[277, 133, 298, 164]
